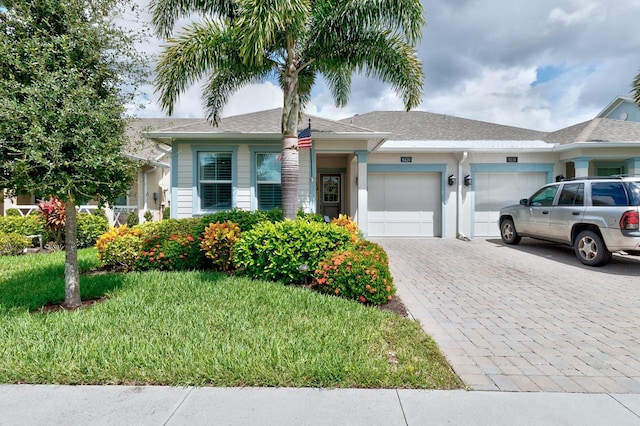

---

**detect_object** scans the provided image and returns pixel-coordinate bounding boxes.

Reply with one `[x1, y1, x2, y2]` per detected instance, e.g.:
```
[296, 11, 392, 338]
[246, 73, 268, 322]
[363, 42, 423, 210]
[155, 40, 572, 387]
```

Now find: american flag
[297, 126, 312, 149]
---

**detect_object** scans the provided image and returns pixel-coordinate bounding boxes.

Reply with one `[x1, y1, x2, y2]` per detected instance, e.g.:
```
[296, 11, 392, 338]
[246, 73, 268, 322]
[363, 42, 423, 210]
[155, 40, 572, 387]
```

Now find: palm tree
[151, 0, 425, 219]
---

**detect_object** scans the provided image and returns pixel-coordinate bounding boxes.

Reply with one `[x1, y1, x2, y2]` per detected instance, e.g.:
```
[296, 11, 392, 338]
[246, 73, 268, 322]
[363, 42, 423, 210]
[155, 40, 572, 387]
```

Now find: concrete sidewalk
[1, 385, 640, 425]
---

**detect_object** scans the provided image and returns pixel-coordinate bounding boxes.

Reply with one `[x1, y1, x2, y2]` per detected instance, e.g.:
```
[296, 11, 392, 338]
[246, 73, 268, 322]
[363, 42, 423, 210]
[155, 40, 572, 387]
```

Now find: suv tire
[500, 218, 521, 245]
[574, 230, 612, 266]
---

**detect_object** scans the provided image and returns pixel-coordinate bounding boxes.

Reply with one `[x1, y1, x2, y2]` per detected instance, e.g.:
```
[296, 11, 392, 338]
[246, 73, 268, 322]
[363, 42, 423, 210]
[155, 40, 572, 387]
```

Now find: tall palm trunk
[64, 194, 81, 309]
[281, 61, 300, 220]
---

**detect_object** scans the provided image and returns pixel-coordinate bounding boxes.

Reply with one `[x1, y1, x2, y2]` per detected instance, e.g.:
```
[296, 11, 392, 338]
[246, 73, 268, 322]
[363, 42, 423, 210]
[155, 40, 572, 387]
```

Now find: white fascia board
[124, 154, 171, 168]
[553, 141, 640, 152]
[376, 140, 554, 153]
[144, 132, 278, 140]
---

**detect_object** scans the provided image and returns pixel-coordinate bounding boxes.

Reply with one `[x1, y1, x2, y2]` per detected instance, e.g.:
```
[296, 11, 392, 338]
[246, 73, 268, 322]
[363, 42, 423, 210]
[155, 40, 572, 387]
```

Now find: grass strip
[0, 250, 462, 389]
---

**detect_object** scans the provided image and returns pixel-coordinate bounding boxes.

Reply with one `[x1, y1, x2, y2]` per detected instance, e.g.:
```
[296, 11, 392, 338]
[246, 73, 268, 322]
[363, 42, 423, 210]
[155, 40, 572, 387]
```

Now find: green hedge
[201, 207, 282, 232]
[77, 213, 109, 248]
[0, 232, 30, 256]
[233, 219, 352, 284]
[0, 215, 45, 237]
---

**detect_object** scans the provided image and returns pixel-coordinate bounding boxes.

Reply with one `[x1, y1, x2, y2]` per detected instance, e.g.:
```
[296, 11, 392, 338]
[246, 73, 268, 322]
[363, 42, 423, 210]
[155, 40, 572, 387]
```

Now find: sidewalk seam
[163, 386, 194, 426]
[609, 394, 640, 421]
[395, 389, 409, 426]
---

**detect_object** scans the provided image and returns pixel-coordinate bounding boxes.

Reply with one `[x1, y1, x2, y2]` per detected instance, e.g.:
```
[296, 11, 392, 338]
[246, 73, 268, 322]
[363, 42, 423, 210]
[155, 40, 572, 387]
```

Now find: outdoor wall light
[153, 192, 159, 204]
[555, 175, 565, 182]
[464, 175, 472, 186]
[448, 174, 457, 186]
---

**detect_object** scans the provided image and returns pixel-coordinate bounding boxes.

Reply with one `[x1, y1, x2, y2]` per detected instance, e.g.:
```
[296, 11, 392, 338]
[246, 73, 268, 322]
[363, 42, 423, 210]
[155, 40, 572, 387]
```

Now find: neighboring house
[1, 118, 201, 225]
[597, 95, 640, 122]
[144, 95, 640, 239]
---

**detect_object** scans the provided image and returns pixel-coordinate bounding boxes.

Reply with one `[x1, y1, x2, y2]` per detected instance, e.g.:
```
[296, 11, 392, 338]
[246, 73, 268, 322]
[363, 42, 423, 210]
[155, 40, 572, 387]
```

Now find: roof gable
[545, 118, 640, 144]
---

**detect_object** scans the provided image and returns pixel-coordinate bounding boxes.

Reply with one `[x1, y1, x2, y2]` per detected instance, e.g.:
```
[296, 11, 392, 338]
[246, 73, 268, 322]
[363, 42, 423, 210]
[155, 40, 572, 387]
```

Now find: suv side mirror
[520, 198, 529, 206]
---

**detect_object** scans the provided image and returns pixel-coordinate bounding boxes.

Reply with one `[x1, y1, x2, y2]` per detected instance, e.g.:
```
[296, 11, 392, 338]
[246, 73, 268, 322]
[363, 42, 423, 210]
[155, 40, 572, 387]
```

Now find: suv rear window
[591, 182, 628, 206]
[627, 182, 640, 206]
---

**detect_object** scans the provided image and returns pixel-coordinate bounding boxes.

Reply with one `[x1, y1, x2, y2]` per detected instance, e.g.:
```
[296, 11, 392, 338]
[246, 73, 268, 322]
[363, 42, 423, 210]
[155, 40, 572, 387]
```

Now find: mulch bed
[33, 295, 110, 314]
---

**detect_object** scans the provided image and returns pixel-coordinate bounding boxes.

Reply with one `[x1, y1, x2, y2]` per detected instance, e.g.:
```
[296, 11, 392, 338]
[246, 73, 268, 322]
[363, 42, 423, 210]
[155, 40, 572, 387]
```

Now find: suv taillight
[620, 211, 640, 230]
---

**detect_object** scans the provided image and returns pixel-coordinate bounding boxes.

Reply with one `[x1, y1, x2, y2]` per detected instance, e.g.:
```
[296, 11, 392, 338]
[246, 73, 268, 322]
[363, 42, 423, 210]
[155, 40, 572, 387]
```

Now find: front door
[319, 174, 341, 219]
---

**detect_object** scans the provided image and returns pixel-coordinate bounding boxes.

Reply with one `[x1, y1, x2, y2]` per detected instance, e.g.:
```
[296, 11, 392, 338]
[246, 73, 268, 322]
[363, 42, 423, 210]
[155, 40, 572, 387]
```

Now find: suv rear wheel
[500, 218, 521, 245]
[574, 230, 612, 266]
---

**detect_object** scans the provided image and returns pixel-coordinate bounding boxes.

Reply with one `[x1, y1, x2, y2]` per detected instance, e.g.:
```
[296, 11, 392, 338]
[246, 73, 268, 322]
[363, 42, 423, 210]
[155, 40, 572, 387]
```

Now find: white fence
[6, 204, 140, 227]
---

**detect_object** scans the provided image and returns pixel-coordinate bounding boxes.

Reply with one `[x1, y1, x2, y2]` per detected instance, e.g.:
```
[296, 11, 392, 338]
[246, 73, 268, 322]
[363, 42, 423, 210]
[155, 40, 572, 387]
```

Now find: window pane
[201, 183, 232, 210]
[257, 183, 281, 210]
[596, 167, 623, 177]
[558, 183, 584, 206]
[257, 153, 281, 182]
[114, 194, 127, 206]
[200, 153, 232, 181]
[591, 183, 628, 206]
[531, 186, 558, 206]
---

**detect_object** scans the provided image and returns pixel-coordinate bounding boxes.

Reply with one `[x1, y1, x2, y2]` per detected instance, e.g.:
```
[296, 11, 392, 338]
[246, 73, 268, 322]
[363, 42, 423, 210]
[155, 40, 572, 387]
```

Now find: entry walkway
[375, 238, 640, 393]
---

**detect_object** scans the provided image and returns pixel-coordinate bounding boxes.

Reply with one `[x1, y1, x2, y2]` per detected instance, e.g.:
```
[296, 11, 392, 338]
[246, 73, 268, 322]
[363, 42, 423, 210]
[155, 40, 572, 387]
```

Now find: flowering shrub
[136, 233, 202, 271]
[313, 241, 395, 305]
[200, 221, 241, 271]
[95, 225, 144, 268]
[330, 214, 360, 243]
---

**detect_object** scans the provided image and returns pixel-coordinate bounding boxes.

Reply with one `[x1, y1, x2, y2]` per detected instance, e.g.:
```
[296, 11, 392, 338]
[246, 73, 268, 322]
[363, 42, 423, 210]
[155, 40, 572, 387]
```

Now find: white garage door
[368, 173, 441, 237]
[474, 172, 546, 237]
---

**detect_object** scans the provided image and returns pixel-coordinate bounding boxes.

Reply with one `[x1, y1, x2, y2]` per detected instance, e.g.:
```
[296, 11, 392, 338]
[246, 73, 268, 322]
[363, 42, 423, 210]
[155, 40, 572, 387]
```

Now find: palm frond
[320, 67, 353, 108]
[633, 71, 640, 107]
[154, 19, 236, 115]
[150, 0, 236, 38]
[203, 64, 274, 125]
[234, 0, 311, 65]
[316, 0, 425, 44]
[314, 30, 424, 110]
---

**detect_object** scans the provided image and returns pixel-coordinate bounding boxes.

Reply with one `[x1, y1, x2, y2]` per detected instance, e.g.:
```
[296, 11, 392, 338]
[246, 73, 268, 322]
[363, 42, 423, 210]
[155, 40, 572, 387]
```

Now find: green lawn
[0, 249, 462, 389]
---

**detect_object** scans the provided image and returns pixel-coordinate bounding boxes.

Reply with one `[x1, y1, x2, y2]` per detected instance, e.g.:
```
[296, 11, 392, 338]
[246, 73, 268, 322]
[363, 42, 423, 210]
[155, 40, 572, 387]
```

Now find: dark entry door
[319, 174, 341, 219]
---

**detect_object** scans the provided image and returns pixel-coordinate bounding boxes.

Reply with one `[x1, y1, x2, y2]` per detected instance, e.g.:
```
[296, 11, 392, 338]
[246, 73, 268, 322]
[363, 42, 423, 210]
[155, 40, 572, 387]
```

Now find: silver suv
[499, 176, 640, 266]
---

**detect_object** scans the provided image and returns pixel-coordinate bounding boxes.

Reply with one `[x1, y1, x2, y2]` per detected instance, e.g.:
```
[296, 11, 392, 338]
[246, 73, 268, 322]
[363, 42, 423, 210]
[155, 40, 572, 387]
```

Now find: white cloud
[549, 1, 605, 26]
[127, 0, 640, 132]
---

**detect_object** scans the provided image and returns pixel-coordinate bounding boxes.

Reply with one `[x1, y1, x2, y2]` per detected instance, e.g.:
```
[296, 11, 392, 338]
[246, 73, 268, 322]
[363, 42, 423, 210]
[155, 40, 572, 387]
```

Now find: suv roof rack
[560, 175, 640, 182]
[560, 176, 623, 181]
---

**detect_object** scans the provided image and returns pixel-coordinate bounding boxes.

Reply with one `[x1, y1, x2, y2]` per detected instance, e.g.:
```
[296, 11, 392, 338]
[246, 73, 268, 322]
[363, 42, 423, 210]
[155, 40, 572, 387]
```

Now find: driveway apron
[373, 238, 640, 393]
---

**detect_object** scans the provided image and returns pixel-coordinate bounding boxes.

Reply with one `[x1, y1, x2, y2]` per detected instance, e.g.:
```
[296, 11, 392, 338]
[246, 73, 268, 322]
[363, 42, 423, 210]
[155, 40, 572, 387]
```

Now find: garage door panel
[474, 172, 546, 237]
[368, 172, 441, 237]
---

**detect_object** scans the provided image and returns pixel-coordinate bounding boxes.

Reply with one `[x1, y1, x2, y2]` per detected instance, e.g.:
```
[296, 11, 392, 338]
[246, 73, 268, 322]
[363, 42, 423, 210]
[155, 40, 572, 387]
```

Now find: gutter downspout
[457, 151, 470, 241]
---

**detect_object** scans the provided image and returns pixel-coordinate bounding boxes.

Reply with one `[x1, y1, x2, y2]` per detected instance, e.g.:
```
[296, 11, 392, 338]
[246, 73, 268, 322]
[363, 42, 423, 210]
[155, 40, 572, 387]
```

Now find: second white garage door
[368, 173, 441, 237]
[474, 172, 547, 237]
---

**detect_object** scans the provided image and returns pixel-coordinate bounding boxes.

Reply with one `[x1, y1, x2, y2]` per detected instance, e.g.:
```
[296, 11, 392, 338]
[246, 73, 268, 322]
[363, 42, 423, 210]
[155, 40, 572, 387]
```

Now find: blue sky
[131, 0, 640, 132]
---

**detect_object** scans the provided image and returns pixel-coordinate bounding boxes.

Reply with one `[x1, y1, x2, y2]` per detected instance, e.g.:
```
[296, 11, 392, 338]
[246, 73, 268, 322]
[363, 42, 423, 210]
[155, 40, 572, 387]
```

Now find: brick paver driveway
[374, 238, 640, 393]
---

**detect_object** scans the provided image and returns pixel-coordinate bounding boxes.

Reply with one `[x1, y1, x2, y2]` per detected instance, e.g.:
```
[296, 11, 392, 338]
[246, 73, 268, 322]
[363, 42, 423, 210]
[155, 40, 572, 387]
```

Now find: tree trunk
[281, 64, 300, 220]
[63, 195, 81, 309]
